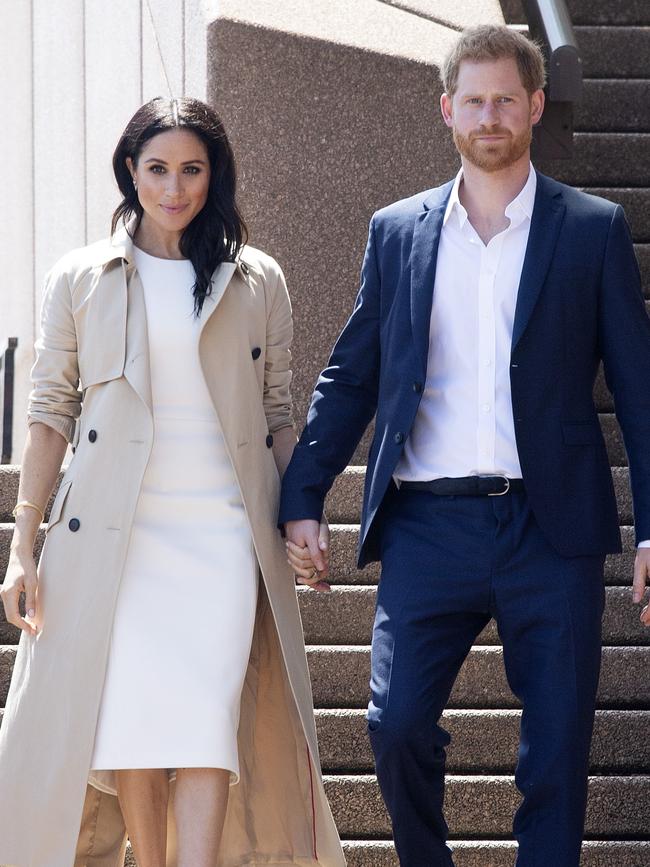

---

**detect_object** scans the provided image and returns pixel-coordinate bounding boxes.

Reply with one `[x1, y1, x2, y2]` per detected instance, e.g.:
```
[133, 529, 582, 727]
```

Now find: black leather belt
[399, 476, 525, 497]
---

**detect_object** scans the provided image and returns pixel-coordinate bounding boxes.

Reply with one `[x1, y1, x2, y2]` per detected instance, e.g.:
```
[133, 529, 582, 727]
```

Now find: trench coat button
[412, 381, 423, 394]
[68, 518, 80, 532]
[252, 347, 261, 360]
[394, 432, 404, 444]
[88, 429, 97, 443]
[266, 434, 274, 448]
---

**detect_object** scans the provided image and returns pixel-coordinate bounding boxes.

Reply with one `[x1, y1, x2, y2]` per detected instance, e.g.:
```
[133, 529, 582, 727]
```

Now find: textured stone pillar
[207, 0, 504, 455]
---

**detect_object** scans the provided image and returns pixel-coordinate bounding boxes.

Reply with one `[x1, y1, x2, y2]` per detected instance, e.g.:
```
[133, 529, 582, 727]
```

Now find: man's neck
[458, 154, 532, 245]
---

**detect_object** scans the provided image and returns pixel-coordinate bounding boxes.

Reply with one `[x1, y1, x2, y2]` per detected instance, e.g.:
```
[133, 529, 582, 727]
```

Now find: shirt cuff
[638, 540, 650, 548]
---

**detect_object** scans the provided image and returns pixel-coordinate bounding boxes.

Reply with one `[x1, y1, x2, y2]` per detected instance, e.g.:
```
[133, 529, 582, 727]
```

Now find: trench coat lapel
[511, 175, 566, 350]
[124, 266, 152, 411]
[105, 226, 153, 412]
[198, 261, 238, 336]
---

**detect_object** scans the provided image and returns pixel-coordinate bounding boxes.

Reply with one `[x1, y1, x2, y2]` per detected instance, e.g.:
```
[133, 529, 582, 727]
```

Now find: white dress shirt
[395, 164, 536, 482]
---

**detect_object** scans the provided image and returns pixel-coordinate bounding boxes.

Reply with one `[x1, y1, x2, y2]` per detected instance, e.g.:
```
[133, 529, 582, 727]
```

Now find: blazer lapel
[511, 176, 566, 350]
[410, 190, 451, 377]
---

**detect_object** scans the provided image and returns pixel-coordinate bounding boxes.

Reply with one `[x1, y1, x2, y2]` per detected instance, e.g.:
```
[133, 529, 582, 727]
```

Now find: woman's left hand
[286, 520, 331, 593]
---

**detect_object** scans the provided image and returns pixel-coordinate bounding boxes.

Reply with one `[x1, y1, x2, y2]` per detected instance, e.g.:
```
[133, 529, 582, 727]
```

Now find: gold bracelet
[12, 500, 45, 524]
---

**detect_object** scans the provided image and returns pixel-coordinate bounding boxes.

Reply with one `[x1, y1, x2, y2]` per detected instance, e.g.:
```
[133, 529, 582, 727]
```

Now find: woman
[0, 97, 344, 867]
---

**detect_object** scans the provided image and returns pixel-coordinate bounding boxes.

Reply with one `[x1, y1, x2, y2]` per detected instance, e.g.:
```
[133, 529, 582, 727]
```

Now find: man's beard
[453, 124, 532, 172]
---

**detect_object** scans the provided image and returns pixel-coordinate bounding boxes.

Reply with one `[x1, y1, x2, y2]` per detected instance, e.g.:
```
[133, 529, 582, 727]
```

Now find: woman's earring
[132, 176, 138, 191]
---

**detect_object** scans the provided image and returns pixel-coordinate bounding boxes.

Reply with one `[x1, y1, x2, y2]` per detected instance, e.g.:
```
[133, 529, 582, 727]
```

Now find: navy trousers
[368, 486, 605, 867]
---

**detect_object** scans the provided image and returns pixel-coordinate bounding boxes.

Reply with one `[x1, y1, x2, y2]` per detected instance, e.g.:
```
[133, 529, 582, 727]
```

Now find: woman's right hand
[1, 549, 39, 636]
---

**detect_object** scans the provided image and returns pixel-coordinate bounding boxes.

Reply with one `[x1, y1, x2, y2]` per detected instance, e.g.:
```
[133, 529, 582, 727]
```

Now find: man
[280, 24, 650, 867]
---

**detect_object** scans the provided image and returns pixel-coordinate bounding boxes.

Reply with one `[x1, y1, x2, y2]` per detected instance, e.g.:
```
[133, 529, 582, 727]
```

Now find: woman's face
[127, 128, 211, 238]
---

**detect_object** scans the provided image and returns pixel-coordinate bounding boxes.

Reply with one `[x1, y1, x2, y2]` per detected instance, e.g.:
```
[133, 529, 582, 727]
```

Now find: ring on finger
[307, 568, 317, 581]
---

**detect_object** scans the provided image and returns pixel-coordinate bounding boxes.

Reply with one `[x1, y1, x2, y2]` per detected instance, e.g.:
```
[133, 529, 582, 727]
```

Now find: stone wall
[208, 0, 505, 454]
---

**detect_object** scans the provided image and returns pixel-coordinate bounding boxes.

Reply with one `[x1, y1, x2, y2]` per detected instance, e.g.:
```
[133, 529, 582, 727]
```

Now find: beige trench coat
[0, 227, 345, 867]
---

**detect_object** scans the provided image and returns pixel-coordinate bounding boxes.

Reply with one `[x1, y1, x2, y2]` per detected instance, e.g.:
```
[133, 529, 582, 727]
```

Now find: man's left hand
[633, 548, 650, 625]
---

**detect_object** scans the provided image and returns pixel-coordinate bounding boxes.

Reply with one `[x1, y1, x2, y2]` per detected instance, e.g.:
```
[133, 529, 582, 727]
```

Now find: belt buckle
[488, 475, 510, 496]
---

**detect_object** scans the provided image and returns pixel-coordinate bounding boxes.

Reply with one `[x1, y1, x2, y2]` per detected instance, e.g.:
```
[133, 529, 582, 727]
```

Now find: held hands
[285, 519, 331, 593]
[634, 548, 650, 626]
[1, 549, 39, 636]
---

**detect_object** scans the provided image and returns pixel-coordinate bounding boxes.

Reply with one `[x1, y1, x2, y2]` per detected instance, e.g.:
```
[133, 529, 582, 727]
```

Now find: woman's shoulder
[238, 244, 285, 285]
[46, 236, 123, 290]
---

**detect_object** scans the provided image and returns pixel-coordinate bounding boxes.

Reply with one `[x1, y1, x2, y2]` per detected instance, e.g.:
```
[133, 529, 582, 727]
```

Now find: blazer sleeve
[263, 262, 295, 434]
[27, 264, 81, 443]
[598, 205, 650, 544]
[278, 215, 381, 524]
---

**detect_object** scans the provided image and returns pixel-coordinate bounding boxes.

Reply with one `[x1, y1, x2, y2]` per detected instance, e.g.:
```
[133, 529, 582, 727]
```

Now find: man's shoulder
[536, 172, 619, 221]
[373, 180, 455, 226]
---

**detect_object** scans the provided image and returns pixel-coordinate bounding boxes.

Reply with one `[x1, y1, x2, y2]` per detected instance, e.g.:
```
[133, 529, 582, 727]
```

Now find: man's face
[441, 57, 544, 172]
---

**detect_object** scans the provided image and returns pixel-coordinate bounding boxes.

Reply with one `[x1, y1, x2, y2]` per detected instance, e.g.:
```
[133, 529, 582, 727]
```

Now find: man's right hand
[285, 519, 331, 593]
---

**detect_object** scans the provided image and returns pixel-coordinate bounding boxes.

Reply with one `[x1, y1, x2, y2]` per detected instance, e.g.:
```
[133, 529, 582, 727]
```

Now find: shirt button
[394, 432, 404, 444]
[483, 404, 491, 413]
[484, 359, 492, 367]
[68, 518, 80, 532]
[266, 434, 274, 448]
[251, 347, 261, 360]
[88, 429, 97, 443]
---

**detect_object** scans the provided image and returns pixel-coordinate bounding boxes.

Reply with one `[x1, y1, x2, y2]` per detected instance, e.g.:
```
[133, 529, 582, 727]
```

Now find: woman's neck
[134, 217, 184, 260]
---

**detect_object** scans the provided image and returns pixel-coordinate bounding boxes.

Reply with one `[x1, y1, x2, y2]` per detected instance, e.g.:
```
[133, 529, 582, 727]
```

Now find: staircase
[1, 1, 650, 865]
[309, 1, 650, 864]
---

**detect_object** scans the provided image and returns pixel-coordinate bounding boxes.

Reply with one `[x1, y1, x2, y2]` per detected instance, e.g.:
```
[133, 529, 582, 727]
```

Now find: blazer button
[394, 432, 404, 444]
[266, 434, 274, 448]
[252, 347, 261, 360]
[68, 518, 80, 532]
[412, 381, 423, 394]
[88, 429, 97, 443]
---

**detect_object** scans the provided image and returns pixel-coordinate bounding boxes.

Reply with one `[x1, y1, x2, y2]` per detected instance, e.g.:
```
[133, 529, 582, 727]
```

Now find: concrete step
[298, 586, 647, 647]
[318, 524, 640, 586]
[0, 580, 641, 647]
[340, 840, 650, 867]
[583, 188, 650, 242]
[123, 839, 650, 867]
[537, 134, 650, 187]
[577, 81, 650, 133]
[502, 0, 650, 26]
[0, 520, 642, 598]
[323, 774, 650, 837]
[576, 27, 650, 79]
[304, 645, 650, 709]
[325, 464, 635, 525]
[0, 520, 641, 601]
[0, 644, 646, 710]
[315, 709, 650, 773]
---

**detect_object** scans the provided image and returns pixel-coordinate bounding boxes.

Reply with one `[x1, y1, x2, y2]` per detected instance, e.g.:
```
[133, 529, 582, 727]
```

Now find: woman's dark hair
[111, 97, 247, 315]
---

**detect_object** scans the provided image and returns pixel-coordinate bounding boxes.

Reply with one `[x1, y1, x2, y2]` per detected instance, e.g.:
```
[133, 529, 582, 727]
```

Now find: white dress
[90, 249, 258, 784]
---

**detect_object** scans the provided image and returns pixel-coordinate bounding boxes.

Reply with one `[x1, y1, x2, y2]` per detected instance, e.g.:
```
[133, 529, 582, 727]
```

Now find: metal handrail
[1, 337, 18, 464]
[523, 0, 582, 102]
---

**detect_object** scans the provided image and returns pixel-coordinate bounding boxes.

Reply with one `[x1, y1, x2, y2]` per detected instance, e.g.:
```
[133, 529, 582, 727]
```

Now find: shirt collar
[443, 162, 537, 230]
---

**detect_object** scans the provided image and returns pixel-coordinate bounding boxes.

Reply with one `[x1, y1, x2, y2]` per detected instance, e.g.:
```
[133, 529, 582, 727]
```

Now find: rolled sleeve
[28, 266, 81, 443]
[263, 264, 294, 434]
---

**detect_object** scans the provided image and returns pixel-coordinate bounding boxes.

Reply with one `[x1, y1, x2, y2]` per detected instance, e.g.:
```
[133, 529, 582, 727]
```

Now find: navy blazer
[279, 172, 650, 566]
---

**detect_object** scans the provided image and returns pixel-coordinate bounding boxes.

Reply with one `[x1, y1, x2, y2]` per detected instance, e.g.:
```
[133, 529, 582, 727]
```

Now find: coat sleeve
[263, 262, 295, 434]
[278, 215, 381, 524]
[598, 205, 650, 544]
[27, 264, 81, 443]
